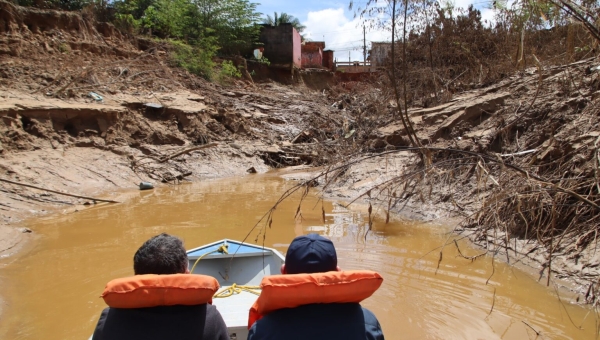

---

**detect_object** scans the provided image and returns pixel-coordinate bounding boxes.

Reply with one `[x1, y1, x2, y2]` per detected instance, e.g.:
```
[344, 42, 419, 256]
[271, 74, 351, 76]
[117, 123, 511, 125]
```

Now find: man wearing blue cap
[248, 233, 384, 340]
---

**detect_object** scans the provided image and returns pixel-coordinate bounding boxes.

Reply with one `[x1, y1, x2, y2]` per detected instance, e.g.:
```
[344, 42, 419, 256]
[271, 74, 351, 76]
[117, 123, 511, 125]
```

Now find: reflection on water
[0, 174, 596, 340]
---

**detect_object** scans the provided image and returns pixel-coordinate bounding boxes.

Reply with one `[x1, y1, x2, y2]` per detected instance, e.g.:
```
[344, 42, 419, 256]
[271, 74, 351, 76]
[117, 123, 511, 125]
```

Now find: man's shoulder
[360, 306, 384, 340]
[204, 303, 222, 318]
[361, 306, 378, 319]
[360, 306, 381, 324]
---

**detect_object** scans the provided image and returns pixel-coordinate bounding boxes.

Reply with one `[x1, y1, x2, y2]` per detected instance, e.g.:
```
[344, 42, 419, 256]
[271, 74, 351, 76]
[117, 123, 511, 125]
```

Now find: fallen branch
[487, 287, 496, 317]
[0, 178, 120, 204]
[158, 142, 219, 163]
[500, 149, 538, 157]
[520, 54, 543, 119]
[521, 320, 541, 336]
[477, 161, 499, 186]
[414, 147, 600, 210]
[0, 237, 22, 253]
[453, 239, 488, 261]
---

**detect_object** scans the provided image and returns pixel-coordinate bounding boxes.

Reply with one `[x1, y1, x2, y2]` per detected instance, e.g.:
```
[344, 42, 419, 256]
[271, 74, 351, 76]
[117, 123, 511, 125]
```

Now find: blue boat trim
[187, 239, 270, 258]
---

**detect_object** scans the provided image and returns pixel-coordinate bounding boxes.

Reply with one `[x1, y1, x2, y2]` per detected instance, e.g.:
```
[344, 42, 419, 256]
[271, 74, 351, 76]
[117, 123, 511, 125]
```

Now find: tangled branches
[129, 143, 218, 183]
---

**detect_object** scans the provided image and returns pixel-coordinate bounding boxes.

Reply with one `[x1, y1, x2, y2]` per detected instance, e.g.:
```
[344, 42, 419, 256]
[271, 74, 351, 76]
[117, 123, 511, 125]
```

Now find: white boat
[187, 239, 285, 340]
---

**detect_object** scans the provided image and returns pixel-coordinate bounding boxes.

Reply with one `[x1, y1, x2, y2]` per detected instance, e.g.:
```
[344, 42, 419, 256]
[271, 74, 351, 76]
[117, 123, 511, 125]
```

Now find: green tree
[188, 0, 261, 55]
[110, 0, 261, 55]
[263, 12, 306, 33]
[141, 0, 193, 38]
[170, 39, 217, 80]
[113, 0, 156, 21]
[16, 0, 92, 10]
[110, 0, 261, 79]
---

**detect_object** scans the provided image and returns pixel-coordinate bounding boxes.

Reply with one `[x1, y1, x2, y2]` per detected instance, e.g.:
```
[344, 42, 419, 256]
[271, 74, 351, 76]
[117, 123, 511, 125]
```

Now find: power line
[325, 40, 364, 47]
[323, 44, 364, 49]
[332, 47, 362, 52]
[306, 28, 364, 35]
[307, 28, 388, 37]
[306, 30, 388, 40]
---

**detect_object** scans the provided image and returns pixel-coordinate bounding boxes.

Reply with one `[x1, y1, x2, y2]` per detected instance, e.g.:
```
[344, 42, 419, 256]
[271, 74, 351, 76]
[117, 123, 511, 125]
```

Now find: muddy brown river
[0, 174, 596, 339]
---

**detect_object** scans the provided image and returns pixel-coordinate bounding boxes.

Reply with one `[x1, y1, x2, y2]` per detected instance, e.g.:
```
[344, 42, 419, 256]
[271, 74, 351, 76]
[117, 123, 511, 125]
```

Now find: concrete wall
[292, 28, 301, 68]
[370, 42, 405, 68]
[323, 50, 334, 70]
[370, 42, 392, 68]
[301, 42, 326, 68]
[259, 24, 302, 68]
[301, 50, 322, 68]
[336, 65, 374, 73]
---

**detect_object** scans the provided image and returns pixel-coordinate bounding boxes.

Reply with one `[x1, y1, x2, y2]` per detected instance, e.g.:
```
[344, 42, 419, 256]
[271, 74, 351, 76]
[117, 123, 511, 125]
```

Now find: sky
[255, 0, 499, 62]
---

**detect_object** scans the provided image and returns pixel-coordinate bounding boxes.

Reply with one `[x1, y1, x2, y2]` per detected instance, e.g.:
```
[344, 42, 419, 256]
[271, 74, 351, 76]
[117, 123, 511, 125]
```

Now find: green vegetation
[57, 42, 71, 53]
[112, 0, 261, 54]
[169, 40, 217, 80]
[14, 0, 90, 10]
[262, 12, 306, 34]
[14, 0, 263, 82]
[254, 56, 270, 66]
[218, 60, 242, 84]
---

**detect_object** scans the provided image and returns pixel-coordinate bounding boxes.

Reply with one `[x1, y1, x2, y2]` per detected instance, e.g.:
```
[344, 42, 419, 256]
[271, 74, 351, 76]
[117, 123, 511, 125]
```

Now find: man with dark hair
[92, 233, 229, 340]
[133, 233, 189, 275]
[248, 233, 384, 340]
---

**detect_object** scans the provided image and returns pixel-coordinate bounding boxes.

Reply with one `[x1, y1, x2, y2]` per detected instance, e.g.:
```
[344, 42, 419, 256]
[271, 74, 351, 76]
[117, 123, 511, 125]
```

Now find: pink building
[259, 24, 302, 68]
[301, 42, 325, 68]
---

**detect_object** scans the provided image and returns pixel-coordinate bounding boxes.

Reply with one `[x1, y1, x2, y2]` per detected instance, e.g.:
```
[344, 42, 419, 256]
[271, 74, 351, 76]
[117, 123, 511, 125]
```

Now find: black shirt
[92, 304, 229, 340]
[248, 303, 384, 340]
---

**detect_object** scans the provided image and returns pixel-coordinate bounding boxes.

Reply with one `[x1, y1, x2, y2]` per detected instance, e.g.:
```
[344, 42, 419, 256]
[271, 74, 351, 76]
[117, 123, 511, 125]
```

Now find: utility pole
[363, 25, 366, 66]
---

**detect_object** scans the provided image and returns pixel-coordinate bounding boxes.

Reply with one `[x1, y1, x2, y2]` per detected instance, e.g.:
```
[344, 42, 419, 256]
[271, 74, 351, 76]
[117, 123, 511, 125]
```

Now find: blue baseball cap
[285, 233, 337, 274]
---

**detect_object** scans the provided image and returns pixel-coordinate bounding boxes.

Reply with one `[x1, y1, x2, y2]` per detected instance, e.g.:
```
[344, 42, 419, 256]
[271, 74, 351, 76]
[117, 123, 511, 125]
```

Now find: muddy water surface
[0, 174, 596, 340]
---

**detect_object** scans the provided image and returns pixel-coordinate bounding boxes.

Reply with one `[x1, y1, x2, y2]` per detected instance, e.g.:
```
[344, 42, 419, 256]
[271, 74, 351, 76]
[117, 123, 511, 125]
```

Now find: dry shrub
[317, 54, 600, 304]
[376, 5, 598, 109]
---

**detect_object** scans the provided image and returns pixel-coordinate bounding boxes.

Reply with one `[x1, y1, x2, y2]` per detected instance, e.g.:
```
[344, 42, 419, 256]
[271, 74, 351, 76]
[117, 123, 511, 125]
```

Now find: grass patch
[168, 40, 216, 80]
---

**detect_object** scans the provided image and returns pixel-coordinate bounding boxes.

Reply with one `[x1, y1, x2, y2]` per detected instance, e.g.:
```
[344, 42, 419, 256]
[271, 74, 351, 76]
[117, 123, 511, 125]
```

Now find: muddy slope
[0, 1, 347, 255]
[2, 0, 600, 303]
[322, 56, 600, 300]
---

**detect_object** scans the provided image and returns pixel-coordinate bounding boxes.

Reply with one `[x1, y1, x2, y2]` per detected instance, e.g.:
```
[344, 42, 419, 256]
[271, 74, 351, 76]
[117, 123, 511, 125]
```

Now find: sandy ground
[0, 225, 30, 259]
[0, 145, 271, 256]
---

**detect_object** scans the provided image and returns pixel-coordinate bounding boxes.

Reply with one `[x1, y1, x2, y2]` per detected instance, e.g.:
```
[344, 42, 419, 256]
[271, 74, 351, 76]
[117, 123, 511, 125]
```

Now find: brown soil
[1, 0, 600, 304]
[0, 0, 347, 258]
[319, 58, 600, 300]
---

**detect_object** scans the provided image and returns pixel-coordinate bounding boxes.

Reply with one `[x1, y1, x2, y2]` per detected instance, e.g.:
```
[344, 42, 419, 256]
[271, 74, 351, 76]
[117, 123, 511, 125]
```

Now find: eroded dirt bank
[0, 0, 348, 256]
[0, 80, 347, 254]
[1, 0, 600, 306]
[319, 58, 600, 301]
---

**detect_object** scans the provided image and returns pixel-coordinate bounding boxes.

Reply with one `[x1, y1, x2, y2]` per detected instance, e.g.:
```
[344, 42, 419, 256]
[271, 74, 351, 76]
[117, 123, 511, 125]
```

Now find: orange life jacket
[248, 270, 383, 329]
[101, 273, 220, 308]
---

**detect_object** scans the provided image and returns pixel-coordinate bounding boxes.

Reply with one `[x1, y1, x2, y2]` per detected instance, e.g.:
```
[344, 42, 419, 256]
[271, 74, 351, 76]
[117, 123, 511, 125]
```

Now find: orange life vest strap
[248, 270, 383, 329]
[101, 274, 219, 308]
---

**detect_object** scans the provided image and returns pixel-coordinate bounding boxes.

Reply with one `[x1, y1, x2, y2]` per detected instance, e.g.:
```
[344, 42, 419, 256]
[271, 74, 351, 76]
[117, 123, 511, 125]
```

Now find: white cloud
[454, 0, 476, 10]
[480, 8, 497, 26]
[303, 8, 390, 62]
[301, 1, 509, 62]
[439, 0, 506, 27]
